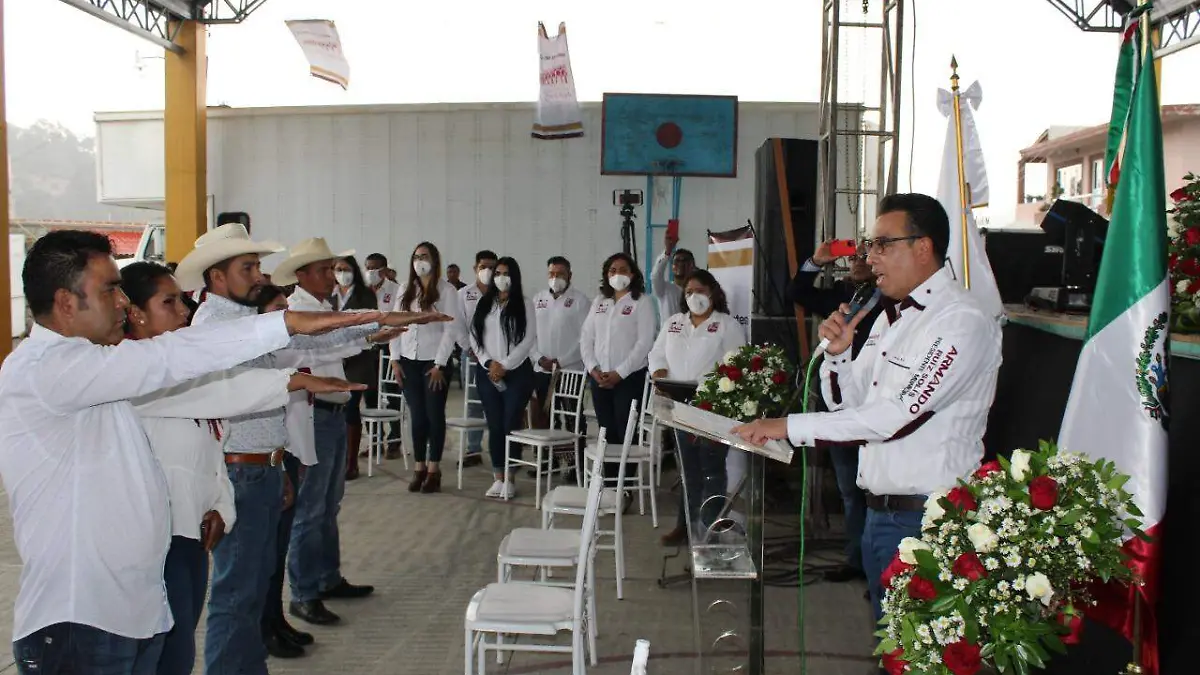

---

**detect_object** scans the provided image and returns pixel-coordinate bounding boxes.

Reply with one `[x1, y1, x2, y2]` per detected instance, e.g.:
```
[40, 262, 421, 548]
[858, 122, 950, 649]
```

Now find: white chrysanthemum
[984, 557, 1000, 571]
[722, 349, 739, 365]
[741, 400, 757, 417]
[1178, 279, 1191, 295]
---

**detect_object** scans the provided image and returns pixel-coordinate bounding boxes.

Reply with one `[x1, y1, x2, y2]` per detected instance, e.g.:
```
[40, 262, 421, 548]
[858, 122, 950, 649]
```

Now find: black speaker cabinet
[1040, 200, 1108, 292]
[217, 212, 252, 232]
[982, 228, 1063, 304]
[753, 138, 818, 317]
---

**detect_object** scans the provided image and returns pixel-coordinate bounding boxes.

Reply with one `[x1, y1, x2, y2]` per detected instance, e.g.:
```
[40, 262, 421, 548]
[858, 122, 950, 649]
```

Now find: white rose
[1178, 279, 1191, 295]
[1024, 572, 1055, 606]
[897, 537, 931, 565]
[741, 400, 758, 417]
[722, 349, 739, 365]
[1009, 449, 1032, 482]
[922, 492, 947, 528]
[967, 523, 999, 553]
[718, 377, 736, 393]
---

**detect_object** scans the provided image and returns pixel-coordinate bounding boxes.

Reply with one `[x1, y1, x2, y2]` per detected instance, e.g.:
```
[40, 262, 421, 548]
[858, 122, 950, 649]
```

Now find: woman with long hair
[333, 256, 379, 480]
[120, 264, 361, 674]
[648, 269, 747, 545]
[469, 257, 537, 499]
[388, 242, 462, 493]
[579, 252, 657, 484]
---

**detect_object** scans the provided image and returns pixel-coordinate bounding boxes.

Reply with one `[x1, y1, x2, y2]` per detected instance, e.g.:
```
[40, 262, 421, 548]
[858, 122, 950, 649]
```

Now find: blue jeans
[205, 464, 282, 675]
[829, 446, 866, 572]
[289, 406, 348, 602]
[401, 358, 450, 463]
[462, 356, 484, 454]
[675, 432, 729, 535]
[264, 452, 302, 625]
[13, 623, 165, 675]
[862, 507, 924, 623]
[475, 361, 535, 471]
[158, 536, 208, 675]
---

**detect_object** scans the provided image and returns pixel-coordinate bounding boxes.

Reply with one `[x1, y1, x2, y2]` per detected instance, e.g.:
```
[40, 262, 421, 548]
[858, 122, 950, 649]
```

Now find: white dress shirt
[649, 311, 747, 381]
[389, 279, 461, 367]
[469, 296, 538, 371]
[132, 367, 296, 539]
[278, 343, 363, 466]
[0, 312, 291, 641]
[332, 285, 351, 311]
[650, 253, 685, 325]
[373, 278, 400, 313]
[456, 283, 487, 349]
[530, 286, 590, 373]
[785, 268, 1003, 496]
[580, 292, 657, 379]
[288, 286, 365, 404]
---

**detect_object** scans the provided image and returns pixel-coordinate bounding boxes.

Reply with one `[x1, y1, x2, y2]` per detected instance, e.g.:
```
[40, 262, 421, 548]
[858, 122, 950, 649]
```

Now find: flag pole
[950, 55, 972, 289]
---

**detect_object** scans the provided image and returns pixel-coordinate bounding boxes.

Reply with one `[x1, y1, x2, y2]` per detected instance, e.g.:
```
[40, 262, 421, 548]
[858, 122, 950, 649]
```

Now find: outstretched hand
[289, 372, 368, 394]
[381, 311, 453, 328]
[284, 310, 383, 336]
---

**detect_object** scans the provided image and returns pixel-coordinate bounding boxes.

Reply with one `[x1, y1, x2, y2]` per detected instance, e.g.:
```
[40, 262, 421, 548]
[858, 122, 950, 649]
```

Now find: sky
[5, 0, 1200, 226]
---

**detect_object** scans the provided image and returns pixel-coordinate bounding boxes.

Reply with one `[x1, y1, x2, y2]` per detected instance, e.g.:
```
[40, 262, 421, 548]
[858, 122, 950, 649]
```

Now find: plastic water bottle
[630, 639, 650, 674]
[493, 378, 507, 392]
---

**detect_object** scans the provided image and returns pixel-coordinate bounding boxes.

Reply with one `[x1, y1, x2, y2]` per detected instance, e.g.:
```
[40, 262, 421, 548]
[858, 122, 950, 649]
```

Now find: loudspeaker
[753, 138, 818, 317]
[217, 212, 251, 232]
[1040, 199, 1108, 291]
[982, 228, 1062, 304]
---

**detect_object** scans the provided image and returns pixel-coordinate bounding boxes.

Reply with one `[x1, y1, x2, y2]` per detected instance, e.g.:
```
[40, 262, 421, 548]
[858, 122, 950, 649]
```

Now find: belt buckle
[270, 449, 281, 467]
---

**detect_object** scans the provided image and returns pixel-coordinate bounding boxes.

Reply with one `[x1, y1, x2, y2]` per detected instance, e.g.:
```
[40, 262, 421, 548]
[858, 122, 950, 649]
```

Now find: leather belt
[313, 399, 346, 413]
[865, 493, 928, 512]
[225, 448, 284, 467]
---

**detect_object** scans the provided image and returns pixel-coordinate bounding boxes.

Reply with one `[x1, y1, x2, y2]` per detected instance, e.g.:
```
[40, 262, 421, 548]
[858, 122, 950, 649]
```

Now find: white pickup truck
[117, 223, 166, 270]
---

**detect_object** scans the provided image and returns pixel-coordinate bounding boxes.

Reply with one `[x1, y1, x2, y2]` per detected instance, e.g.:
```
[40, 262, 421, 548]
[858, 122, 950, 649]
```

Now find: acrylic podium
[650, 394, 794, 675]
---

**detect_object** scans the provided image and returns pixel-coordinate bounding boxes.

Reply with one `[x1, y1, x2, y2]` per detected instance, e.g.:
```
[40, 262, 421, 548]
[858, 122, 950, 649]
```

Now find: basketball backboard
[600, 93, 739, 177]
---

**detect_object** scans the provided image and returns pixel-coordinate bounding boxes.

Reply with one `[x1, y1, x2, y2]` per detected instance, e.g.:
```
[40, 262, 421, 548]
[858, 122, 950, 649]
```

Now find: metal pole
[949, 56, 971, 289]
[747, 451, 766, 675]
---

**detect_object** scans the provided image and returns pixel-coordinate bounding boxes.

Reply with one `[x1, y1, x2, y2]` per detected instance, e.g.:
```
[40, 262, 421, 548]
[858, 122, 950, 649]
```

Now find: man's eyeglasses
[859, 235, 925, 255]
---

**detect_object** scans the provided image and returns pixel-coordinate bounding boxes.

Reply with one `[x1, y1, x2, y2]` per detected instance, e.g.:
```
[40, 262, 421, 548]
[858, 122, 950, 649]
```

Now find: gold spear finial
[951, 55, 960, 91]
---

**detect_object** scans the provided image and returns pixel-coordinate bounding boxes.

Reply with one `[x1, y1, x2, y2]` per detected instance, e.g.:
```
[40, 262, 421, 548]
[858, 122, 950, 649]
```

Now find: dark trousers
[674, 432, 729, 535]
[400, 358, 449, 463]
[157, 536, 208, 675]
[14, 623, 165, 675]
[476, 360, 536, 471]
[587, 368, 647, 482]
[264, 452, 302, 626]
[829, 445, 866, 572]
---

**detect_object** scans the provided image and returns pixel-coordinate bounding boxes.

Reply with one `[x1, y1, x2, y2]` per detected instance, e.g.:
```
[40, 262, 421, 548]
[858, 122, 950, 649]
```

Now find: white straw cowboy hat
[270, 237, 355, 286]
[174, 223, 286, 291]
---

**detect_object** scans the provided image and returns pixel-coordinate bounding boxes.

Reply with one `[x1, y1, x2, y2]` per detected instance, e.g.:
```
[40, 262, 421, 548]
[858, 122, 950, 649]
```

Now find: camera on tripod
[612, 189, 644, 260]
[613, 189, 643, 207]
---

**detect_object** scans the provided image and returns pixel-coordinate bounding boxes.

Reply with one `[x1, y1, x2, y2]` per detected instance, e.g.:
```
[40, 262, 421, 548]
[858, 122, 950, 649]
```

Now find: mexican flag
[1058, 21, 1166, 675]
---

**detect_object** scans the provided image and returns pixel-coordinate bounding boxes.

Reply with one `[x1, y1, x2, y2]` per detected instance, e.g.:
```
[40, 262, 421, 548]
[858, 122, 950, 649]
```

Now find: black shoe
[462, 454, 484, 468]
[823, 565, 867, 583]
[319, 577, 375, 599]
[289, 599, 341, 626]
[275, 619, 314, 647]
[263, 625, 306, 658]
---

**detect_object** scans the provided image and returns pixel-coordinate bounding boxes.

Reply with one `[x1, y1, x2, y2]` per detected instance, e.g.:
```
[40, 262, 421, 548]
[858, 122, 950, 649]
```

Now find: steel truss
[57, 0, 269, 52]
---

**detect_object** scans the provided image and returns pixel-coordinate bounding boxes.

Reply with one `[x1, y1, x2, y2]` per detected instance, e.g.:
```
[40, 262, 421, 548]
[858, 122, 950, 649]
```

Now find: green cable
[797, 354, 821, 675]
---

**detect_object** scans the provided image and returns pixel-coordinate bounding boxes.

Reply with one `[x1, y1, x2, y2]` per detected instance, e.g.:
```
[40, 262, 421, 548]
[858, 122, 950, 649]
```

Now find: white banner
[533, 22, 583, 140]
[707, 226, 755, 499]
[286, 19, 350, 89]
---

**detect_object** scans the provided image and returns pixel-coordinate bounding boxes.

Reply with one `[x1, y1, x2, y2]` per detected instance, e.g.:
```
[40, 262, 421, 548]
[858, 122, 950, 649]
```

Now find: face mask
[493, 275, 512, 292]
[335, 271, 353, 287]
[477, 268, 493, 286]
[548, 277, 567, 294]
[413, 260, 433, 277]
[364, 269, 381, 286]
[609, 274, 631, 292]
[686, 293, 712, 315]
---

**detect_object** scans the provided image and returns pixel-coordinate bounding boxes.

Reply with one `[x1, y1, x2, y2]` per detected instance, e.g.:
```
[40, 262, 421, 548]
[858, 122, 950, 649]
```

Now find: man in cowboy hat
[179, 224, 447, 674]
[271, 238, 376, 629]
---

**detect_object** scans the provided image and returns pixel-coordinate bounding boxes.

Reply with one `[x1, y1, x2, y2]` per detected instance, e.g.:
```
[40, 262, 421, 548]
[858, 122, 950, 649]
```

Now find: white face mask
[477, 268, 493, 286]
[493, 274, 512, 292]
[335, 271, 353, 287]
[548, 277, 567, 294]
[364, 269, 381, 286]
[609, 274, 631, 292]
[413, 260, 433, 277]
[686, 293, 712, 316]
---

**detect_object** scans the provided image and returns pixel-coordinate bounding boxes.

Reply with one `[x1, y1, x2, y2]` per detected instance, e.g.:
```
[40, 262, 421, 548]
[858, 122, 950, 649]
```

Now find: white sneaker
[485, 480, 504, 498]
[499, 480, 517, 500]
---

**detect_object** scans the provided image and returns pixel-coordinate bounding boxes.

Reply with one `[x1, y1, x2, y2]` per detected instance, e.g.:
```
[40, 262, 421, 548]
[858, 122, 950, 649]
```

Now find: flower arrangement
[691, 343, 794, 422]
[876, 440, 1148, 675]
[1169, 174, 1200, 332]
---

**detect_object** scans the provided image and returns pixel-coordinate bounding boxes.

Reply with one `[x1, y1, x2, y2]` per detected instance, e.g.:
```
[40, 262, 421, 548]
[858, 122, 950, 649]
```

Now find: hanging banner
[707, 226, 754, 332]
[533, 22, 584, 140]
[286, 19, 350, 89]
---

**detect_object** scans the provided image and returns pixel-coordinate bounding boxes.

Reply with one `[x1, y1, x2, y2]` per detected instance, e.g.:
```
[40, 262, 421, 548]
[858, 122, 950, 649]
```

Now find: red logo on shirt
[707, 323, 720, 333]
[383, 294, 392, 305]
[621, 306, 633, 315]
[564, 298, 574, 308]
[596, 304, 609, 314]
[668, 321, 683, 334]
[537, 299, 549, 310]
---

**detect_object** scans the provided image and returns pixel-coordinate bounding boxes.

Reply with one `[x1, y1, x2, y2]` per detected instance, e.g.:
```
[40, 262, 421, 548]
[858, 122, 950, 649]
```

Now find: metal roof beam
[1153, 0, 1200, 57]
[1044, 0, 1125, 32]
[57, 0, 270, 52]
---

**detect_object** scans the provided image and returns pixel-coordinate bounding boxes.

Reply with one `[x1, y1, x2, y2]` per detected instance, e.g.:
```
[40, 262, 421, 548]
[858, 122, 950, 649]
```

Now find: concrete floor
[0, 389, 880, 675]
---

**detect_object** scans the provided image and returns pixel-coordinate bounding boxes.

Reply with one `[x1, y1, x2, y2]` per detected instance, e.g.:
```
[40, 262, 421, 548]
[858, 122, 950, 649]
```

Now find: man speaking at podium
[734, 193, 1002, 621]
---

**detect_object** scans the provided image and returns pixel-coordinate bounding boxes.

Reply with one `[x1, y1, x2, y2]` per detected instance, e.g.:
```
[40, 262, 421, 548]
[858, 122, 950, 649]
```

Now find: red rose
[1189, 277, 1200, 295]
[1171, 186, 1191, 203]
[946, 486, 977, 512]
[1169, 253, 1179, 271]
[880, 551, 914, 589]
[907, 574, 937, 601]
[771, 370, 787, 385]
[1059, 611, 1085, 645]
[881, 648, 910, 675]
[1182, 257, 1200, 277]
[973, 460, 1003, 479]
[750, 355, 765, 372]
[697, 401, 713, 411]
[1187, 227, 1200, 246]
[952, 552, 988, 581]
[726, 368, 744, 382]
[942, 641, 982, 675]
[1029, 475, 1059, 510]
